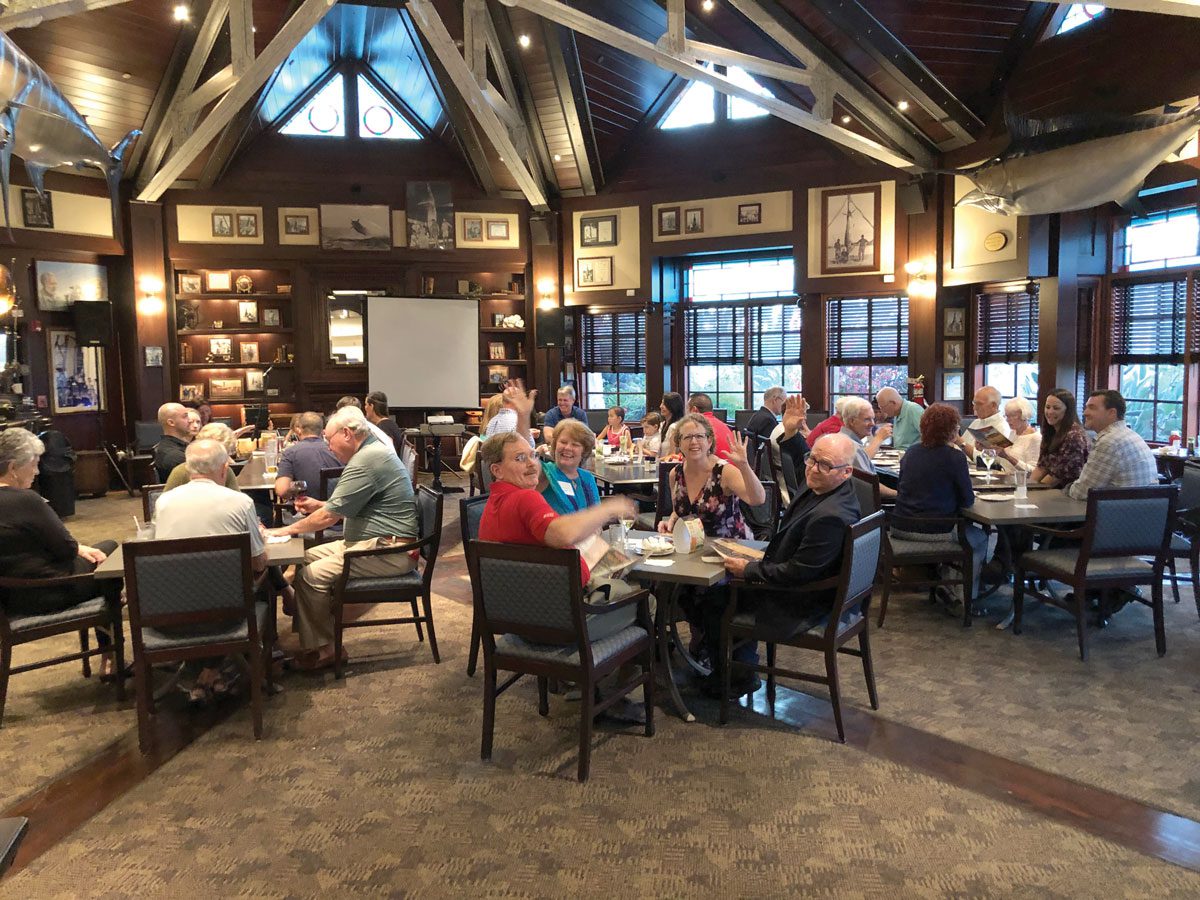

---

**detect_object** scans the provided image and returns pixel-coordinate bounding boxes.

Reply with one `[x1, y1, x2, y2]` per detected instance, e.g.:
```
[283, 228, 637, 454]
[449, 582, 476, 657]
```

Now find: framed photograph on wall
[180, 383, 204, 403]
[487, 365, 508, 384]
[205, 270, 233, 292]
[657, 206, 680, 236]
[405, 181, 454, 250]
[22, 189, 53, 229]
[239, 342, 259, 363]
[576, 256, 613, 288]
[238, 300, 258, 324]
[211, 212, 233, 238]
[284, 213, 311, 235]
[943, 340, 965, 369]
[943, 371, 964, 402]
[262, 308, 281, 327]
[236, 212, 259, 238]
[321, 204, 391, 251]
[463, 216, 484, 242]
[488, 341, 505, 360]
[209, 337, 232, 361]
[47, 328, 105, 414]
[819, 184, 882, 275]
[35, 260, 109, 311]
[685, 208, 704, 234]
[737, 202, 762, 226]
[245, 370, 264, 392]
[178, 272, 202, 294]
[144, 346, 163, 367]
[580, 213, 618, 247]
[944, 307, 966, 337]
[209, 377, 243, 400]
[486, 219, 510, 241]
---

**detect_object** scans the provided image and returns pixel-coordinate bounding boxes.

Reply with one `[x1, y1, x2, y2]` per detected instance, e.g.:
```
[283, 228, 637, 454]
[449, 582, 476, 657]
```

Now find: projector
[427, 415, 454, 424]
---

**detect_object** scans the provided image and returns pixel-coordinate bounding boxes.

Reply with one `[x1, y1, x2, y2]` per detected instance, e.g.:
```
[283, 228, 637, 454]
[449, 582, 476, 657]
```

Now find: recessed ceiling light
[701, 0, 715, 11]
[518, 34, 531, 48]
[172, 4, 190, 22]
[553, 153, 562, 162]
[840, 114, 851, 124]
[122, 72, 132, 80]
[897, 99, 909, 111]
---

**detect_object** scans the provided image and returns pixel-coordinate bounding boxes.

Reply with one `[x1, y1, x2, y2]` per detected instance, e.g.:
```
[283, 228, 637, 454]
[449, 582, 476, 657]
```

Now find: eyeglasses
[678, 433, 708, 443]
[804, 453, 851, 475]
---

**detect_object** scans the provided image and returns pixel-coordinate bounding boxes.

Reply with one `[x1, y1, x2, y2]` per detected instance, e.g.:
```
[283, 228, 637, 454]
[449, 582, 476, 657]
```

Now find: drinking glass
[980, 448, 997, 483]
[286, 480, 308, 501]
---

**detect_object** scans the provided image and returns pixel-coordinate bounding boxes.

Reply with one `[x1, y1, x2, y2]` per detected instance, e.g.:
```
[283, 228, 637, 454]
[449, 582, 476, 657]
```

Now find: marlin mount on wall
[0, 31, 139, 238]
[952, 104, 1200, 217]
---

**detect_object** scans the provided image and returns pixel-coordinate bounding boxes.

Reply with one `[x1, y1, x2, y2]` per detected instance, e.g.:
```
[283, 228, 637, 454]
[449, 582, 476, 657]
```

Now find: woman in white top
[996, 397, 1042, 472]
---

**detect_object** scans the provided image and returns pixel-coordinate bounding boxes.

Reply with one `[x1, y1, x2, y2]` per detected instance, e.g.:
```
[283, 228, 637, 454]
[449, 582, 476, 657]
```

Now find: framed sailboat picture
[819, 184, 882, 275]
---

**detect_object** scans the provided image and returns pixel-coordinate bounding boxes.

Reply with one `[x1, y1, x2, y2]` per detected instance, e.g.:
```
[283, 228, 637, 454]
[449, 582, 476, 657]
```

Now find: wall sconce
[537, 277, 556, 310]
[904, 259, 936, 300]
[138, 275, 165, 315]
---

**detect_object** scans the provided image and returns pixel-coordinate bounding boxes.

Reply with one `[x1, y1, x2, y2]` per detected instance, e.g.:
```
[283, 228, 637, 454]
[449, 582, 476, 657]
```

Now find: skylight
[356, 74, 420, 140]
[659, 65, 773, 130]
[280, 74, 346, 137]
[1056, 4, 1105, 36]
[727, 65, 773, 120]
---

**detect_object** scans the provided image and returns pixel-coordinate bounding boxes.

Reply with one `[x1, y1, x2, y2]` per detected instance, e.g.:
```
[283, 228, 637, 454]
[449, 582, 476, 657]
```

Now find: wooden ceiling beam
[675, 38, 820, 88]
[228, 0, 255, 78]
[408, 0, 549, 208]
[1043, 0, 1200, 17]
[138, 0, 336, 201]
[664, 0, 684, 54]
[476, 1, 548, 185]
[0, 0, 130, 30]
[540, 20, 601, 193]
[500, 0, 929, 171]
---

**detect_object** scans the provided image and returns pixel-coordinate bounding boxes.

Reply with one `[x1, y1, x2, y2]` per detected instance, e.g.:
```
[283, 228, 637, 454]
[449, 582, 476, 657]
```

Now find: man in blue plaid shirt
[1065, 390, 1157, 500]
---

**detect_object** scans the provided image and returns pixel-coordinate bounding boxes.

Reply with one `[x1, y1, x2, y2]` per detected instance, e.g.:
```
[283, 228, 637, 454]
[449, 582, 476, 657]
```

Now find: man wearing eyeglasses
[698, 432, 861, 698]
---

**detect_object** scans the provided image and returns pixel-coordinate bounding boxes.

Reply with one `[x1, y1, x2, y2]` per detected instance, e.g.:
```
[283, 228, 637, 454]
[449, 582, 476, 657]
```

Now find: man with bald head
[153, 402, 194, 482]
[958, 385, 1011, 463]
[699, 432, 863, 697]
[875, 386, 922, 451]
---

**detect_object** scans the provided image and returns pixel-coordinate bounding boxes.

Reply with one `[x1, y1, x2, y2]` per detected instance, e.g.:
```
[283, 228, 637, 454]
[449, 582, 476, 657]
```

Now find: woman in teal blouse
[539, 419, 601, 514]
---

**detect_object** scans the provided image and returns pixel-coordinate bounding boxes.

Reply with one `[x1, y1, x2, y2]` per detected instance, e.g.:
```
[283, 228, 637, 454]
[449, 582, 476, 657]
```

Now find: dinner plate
[634, 538, 675, 557]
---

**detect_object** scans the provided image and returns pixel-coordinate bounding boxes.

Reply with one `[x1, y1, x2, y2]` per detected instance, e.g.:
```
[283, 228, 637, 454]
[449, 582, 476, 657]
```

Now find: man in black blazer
[700, 431, 861, 697]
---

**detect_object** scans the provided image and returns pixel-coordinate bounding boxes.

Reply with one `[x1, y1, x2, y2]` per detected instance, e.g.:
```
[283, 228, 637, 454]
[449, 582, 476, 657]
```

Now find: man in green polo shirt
[268, 406, 418, 669]
[875, 386, 923, 451]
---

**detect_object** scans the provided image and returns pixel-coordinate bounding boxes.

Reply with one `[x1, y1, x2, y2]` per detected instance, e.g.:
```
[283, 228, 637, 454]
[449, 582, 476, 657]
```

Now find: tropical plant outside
[1120, 363, 1183, 442]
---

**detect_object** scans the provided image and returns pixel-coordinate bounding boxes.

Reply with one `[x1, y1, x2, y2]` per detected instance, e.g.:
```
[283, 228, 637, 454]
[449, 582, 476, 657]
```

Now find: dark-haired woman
[892, 403, 989, 610]
[655, 392, 686, 460]
[1031, 389, 1089, 487]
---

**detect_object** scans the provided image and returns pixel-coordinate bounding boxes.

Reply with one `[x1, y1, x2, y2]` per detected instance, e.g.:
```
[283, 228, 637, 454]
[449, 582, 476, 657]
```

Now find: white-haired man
[268, 406, 419, 669]
[152, 402, 193, 482]
[839, 396, 897, 499]
[745, 386, 789, 442]
[958, 385, 1011, 463]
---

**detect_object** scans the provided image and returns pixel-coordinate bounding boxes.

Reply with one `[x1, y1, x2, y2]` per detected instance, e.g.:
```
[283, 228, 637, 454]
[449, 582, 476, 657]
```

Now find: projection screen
[366, 296, 479, 408]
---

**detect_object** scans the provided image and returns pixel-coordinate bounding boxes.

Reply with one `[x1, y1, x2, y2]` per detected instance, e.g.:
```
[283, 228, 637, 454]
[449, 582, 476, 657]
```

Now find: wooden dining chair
[1013, 485, 1177, 660]
[718, 511, 884, 742]
[0, 573, 126, 726]
[876, 510, 976, 628]
[741, 479, 781, 541]
[851, 470, 882, 517]
[314, 466, 345, 542]
[141, 483, 166, 523]
[1165, 460, 1200, 615]
[467, 540, 655, 782]
[461, 494, 490, 677]
[330, 486, 444, 676]
[123, 533, 269, 751]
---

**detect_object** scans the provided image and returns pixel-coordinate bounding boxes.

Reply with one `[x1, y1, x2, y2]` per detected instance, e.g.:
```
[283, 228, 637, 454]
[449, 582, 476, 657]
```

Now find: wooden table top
[93, 536, 307, 579]
[625, 530, 766, 587]
[592, 458, 659, 486]
[235, 453, 277, 491]
[961, 488, 1088, 526]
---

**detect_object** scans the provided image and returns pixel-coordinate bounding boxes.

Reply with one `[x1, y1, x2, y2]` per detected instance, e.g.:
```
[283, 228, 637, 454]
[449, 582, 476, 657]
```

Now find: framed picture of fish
[35, 260, 109, 311]
[820, 184, 882, 275]
[22, 189, 53, 229]
[319, 204, 391, 251]
[47, 328, 105, 414]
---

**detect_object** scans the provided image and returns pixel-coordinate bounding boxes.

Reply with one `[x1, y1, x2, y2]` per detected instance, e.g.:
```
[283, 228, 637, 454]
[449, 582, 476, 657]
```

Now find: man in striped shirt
[1065, 390, 1157, 500]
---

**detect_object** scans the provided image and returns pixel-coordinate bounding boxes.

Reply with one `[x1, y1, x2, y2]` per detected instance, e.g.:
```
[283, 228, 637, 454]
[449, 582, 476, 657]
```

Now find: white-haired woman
[163, 422, 240, 491]
[0, 428, 125, 679]
[995, 397, 1042, 472]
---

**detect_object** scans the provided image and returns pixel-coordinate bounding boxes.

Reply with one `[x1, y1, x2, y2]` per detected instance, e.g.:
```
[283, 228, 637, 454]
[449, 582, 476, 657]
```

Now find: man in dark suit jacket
[701, 431, 861, 697]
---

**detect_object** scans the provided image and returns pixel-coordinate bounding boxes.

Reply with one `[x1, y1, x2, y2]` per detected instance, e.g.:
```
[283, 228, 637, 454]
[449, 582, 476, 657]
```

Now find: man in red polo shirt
[686, 393, 734, 460]
[479, 382, 638, 639]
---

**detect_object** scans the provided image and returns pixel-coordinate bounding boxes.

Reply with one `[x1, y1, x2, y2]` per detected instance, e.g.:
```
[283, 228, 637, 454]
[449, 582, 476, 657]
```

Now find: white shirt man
[960, 386, 1011, 464]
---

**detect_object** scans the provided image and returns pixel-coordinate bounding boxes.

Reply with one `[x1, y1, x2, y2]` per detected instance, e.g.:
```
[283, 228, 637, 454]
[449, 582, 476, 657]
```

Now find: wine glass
[286, 480, 307, 501]
[980, 448, 997, 483]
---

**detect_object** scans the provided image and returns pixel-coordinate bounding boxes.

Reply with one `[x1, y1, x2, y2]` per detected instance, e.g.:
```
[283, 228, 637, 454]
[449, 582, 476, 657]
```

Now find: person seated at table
[994, 398, 1042, 473]
[891, 404, 989, 611]
[541, 385, 589, 445]
[767, 395, 810, 504]
[267, 407, 419, 670]
[957, 386, 1011, 464]
[539, 419, 601, 514]
[875, 386, 923, 451]
[479, 386, 640, 640]
[1065, 390, 1158, 500]
[364, 391, 407, 454]
[839, 397, 897, 500]
[1031, 389, 1089, 487]
[274, 412, 341, 502]
[337, 395, 395, 451]
[597, 406, 631, 449]
[152, 402, 193, 482]
[0, 429, 124, 679]
[154, 439, 269, 701]
[745, 386, 792, 442]
[485, 386, 536, 447]
[700, 432, 862, 697]
[657, 392, 686, 460]
[657, 414, 765, 540]
[808, 396, 851, 445]
[638, 412, 663, 457]
[163, 422, 240, 491]
[686, 393, 734, 461]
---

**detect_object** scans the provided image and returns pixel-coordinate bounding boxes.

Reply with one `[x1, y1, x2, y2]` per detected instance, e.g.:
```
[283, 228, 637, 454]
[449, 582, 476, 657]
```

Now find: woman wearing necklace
[539, 419, 601, 514]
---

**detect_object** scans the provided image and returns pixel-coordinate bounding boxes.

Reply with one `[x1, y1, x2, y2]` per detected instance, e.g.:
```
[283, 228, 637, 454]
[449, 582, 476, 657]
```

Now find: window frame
[578, 307, 648, 419]
[825, 294, 909, 411]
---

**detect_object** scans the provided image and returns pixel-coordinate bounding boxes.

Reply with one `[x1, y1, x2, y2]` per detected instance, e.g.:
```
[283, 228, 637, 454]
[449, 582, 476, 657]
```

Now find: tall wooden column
[124, 202, 171, 427]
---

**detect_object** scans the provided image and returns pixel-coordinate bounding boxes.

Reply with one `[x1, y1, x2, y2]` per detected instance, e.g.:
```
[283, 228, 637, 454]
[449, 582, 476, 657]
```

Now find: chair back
[134, 420, 163, 452]
[741, 480, 780, 541]
[1082, 486, 1176, 561]
[655, 460, 681, 525]
[851, 470, 881, 517]
[460, 494, 488, 552]
[712, 408, 728, 423]
[319, 466, 344, 502]
[477, 456, 494, 493]
[1178, 461, 1200, 520]
[825, 511, 885, 632]
[742, 429, 764, 474]
[142, 483, 166, 523]
[468, 541, 585, 646]
[415, 485, 444, 563]
[585, 409, 608, 433]
[733, 409, 756, 431]
[123, 534, 256, 633]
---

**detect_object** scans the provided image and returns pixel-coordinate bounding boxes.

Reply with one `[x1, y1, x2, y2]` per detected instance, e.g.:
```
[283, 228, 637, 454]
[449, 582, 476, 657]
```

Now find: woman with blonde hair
[539, 419, 601, 514]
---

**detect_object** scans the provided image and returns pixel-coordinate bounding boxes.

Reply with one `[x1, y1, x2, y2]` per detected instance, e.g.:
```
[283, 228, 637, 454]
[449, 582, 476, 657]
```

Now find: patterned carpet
[6, 600, 1200, 897]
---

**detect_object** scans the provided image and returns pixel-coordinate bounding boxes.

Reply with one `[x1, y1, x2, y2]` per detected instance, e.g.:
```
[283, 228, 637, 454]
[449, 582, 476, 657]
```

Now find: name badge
[558, 481, 576, 497]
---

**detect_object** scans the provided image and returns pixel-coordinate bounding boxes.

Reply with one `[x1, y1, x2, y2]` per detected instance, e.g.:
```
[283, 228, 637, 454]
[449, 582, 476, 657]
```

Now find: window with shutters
[1115, 206, 1200, 272]
[826, 295, 908, 409]
[976, 284, 1039, 414]
[1111, 277, 1188, 441]
[580, 310, 647, 419]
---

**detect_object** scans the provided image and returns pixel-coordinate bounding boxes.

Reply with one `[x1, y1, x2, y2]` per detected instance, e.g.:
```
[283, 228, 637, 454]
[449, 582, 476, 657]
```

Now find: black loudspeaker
[71, 301, 113, 347]
[536, 307, 564, 348]
[530, 211, 557, 246]
[899, 180, 927, 216]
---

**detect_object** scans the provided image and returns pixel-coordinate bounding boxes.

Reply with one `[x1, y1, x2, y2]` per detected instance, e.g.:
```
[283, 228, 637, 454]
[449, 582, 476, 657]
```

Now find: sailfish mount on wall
[0, 31, 139, 238]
